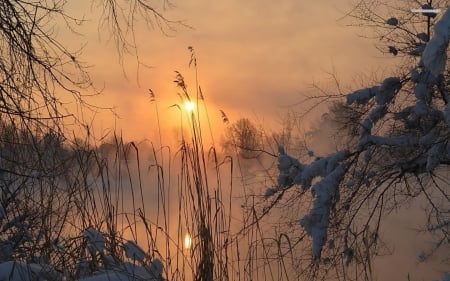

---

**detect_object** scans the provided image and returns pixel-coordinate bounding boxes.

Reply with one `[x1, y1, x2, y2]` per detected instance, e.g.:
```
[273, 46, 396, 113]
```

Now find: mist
[1, 0, 449, 280]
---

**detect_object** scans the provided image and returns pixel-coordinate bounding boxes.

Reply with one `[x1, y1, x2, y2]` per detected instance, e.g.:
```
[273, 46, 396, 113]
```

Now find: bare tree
[222, 118, 264, 159]
[345, 0, 450, 59]
[0, 0, 180, 131]
[0, 0, 179, 271]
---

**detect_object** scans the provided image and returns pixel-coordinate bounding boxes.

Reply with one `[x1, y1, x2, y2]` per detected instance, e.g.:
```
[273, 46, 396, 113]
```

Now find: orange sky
[60, 2, 447, 280]
[68, 0, 396, 142]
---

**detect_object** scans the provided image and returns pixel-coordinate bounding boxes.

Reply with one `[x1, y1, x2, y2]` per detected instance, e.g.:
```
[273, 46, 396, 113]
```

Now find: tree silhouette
[0, 0, 178, 272]
[223, 118, 263, 159]
[0, 0, 180, 133]
[255, 5, 450, 281]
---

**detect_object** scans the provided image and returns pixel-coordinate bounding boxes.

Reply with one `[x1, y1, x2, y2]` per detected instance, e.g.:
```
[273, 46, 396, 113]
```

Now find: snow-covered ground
[0, 260, 163, 281]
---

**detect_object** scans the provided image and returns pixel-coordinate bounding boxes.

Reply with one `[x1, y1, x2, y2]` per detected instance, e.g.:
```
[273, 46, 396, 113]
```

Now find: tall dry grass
[0, 48, 297, 281]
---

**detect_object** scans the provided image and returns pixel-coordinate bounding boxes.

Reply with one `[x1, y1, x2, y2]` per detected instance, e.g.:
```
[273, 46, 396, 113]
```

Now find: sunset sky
[60, 2, 446, 280]
[70, 0, 397, 142]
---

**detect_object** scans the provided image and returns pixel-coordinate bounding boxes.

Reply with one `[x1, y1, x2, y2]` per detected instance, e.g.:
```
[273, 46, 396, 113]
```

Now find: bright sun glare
[184, 233, 192, 250]
[184, 101, 195, 112]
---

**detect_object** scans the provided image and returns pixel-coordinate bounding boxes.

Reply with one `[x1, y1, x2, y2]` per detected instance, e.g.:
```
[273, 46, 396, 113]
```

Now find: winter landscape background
[0, 0, 449, 281]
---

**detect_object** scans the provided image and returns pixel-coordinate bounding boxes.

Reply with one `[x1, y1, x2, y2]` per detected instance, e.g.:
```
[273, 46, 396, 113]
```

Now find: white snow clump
[277, 146, 349, 258]
[386, 17, 398, 26]
[277, 145, 302, 187]
[0, 261, 58, 281]
[376, 77, 401, 105]
[300, 165, 347, 259]
[422, 9, 450, 76]
[83, 227, 105, 253]
[346, 86, 378, 105]
[123, 240, 147, 262]
[264, 187, 277, 198]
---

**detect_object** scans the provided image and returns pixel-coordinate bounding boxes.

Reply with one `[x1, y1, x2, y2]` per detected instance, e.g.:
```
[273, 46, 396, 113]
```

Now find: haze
[63, 1, 444, 280]
[68, 0, 395, 142]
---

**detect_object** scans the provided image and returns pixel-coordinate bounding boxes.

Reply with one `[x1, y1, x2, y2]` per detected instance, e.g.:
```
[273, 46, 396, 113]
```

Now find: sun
[184, 233, 192, 250]
[184, 101, 195, 112]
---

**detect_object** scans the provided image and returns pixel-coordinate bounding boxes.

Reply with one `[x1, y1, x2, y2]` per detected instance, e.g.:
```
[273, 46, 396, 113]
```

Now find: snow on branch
[346, 86, 378, 105]
[368, 135, 419, 147]
[358, 105, 388, 149]
[345, 77, 402, 149]
[295, 150, 350, 190]
[346, 77, 401, 106]
[277, 147, 350, 258]
[422, 9, 450, 76]
[376, 77, 401, 105]
[300, 164, 347, 259]
[277, 145, 303, 188]
[273, 7, 450, 265]
[83, 227, 105, 253]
